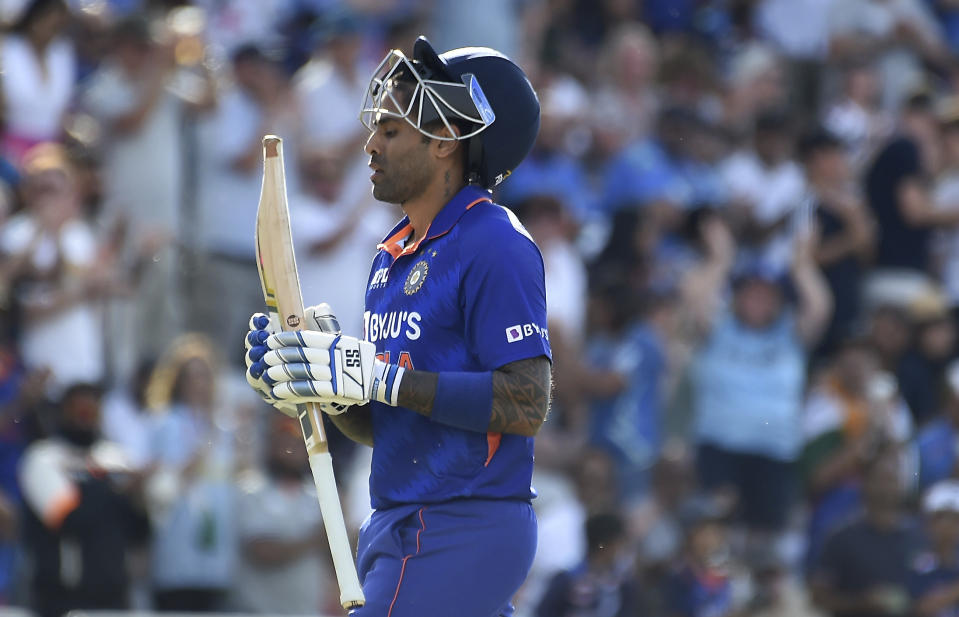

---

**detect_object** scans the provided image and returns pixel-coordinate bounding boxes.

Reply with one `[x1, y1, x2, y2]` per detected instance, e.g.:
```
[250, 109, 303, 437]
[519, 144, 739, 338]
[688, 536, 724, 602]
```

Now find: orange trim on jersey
[376, 197, 492, 260]
[464, 196, 490, 211]
[387, 507, 427, 617]
[45, 487, 80, 530]
[377, 223, 414, 259]
[484, 432, 502, 467]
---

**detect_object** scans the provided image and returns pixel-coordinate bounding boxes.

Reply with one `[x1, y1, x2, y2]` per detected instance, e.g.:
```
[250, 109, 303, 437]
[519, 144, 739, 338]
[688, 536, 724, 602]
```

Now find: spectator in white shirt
[0, 0, 75, 162]
[83, 16, 217, 381]
[823, 61, 894, 173]
[294, 8, 371, 161]
[193, 44, 301, 359]
[719, 108, 806, 267]
[0, 144, 119, 392]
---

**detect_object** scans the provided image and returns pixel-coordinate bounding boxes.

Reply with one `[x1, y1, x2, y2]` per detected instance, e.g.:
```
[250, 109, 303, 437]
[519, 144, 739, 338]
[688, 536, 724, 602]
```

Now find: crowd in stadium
[7, 0, 959, 615]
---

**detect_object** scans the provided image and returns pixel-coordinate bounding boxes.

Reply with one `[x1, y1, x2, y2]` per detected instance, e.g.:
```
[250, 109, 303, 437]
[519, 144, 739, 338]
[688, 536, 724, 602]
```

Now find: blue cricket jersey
[363, 185, 551, 509]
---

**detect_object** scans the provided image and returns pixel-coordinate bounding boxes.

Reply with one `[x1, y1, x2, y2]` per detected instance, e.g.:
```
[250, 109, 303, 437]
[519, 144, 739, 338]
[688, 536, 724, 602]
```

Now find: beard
[371, 148, 434, 204]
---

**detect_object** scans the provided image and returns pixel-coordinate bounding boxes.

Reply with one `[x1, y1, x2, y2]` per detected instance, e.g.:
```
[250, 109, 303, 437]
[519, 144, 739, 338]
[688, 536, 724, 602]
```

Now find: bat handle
[311, 302, 342, 335]
[309, 451, 366, 608]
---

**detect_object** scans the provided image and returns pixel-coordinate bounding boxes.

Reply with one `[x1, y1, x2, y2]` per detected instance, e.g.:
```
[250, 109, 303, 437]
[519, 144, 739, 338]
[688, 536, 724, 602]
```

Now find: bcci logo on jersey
[505, 322, 549, 343]
[404, 261, 429, 295]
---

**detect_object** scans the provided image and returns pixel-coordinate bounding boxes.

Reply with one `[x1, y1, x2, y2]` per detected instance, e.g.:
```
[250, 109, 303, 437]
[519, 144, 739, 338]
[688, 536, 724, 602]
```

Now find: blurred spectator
[231, 415, 331, 614]
[590, 23, 660, 157]
[574, 448, 622, 517]
[810, 448, 922, 617]
[0, 143, 120, 391]
[601, 107, 725, 214]
[194, 0, 293, 56]
[291, 145, 388, 341]
[909, 479, 959, 617]
[535, 512, 640, 617]
[194, 43, 301, 360]
[755, 0, 836, 119]
[631, 447, 700, 616]
[932, 0, 959, 55]
[143, 335, 238, 611]
[633, 446, 697, 569]
[100, 358, 154, 470]
[801, 337, 913, 572]
[756, 0, 835, 63]
[684, 216, 832, 538]
[19, 382, 149, 617]
[917, 360, 959, 489]
[664, 500, 736, 617]
[822, 62, 894, 173]
[0, 0, 75, 162]
[865, 93, 950, 277]
[717, 108, 805, 265]
[428, 0, 524, 61]
[293, 7, 370, 158]
[82, 15, 216, 375]
[868, 304, 914, 373]
[518, 196, 588, 346]
[587, 284, 678, 502]
[827, 0, 947, 112]
[721, 44, 788, 137]
[797, 128, 875, 354]
[932, 98, 959, 310]
[499, 76, 595, 222]
[898, 289, 957, 425]
[0, 358, 48, 605]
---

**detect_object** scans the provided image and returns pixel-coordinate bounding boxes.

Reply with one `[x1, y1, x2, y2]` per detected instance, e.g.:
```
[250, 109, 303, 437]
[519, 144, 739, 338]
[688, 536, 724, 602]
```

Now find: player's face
[365, 116, 435, 205]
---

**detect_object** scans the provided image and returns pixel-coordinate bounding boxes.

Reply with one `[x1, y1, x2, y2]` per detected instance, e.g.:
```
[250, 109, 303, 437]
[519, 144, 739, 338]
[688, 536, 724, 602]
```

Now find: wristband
[431, 371, 493, 433]
[372, 360, 405, 406]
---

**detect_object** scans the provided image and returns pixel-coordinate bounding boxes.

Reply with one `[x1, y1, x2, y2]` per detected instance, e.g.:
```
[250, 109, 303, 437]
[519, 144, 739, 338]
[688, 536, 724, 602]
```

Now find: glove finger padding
[244, 312, 299, 417]
[263, 362, 333, 385]
[262, 329, 378, 405]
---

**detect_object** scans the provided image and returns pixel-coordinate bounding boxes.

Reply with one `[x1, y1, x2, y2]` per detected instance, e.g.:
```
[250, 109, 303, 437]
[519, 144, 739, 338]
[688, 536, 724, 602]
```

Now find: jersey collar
[376, 185, 492, 259]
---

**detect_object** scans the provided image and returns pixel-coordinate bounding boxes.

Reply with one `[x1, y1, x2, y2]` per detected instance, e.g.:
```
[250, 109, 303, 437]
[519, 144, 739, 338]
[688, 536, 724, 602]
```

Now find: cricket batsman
[245, 36, 550, 616]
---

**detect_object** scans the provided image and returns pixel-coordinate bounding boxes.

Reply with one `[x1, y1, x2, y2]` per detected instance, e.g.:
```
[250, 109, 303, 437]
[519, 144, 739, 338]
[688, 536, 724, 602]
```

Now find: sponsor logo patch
[505, 322, 549, 343]
[369, 267, 390, 290]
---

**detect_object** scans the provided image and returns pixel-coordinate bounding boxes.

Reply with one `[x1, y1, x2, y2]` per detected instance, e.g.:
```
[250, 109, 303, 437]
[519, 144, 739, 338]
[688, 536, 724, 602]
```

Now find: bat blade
[255, 135, 365, 610]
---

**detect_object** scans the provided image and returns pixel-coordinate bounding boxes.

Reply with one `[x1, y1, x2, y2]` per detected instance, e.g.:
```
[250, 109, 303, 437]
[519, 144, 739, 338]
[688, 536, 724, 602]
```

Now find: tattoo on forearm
[397, 357, 552, 436]
[398, 370, 438, 414]
[490, 357, 552, 436]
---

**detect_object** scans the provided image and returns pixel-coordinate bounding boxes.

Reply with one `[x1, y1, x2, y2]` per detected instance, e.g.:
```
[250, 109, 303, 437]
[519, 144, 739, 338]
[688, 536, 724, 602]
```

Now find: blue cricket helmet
[361, 36, 540, 189]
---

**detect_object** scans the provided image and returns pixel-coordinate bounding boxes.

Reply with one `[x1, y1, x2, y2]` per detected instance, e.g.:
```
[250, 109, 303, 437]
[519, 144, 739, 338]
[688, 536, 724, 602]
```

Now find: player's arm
[325, 403, 374, 447]
[397, 356, 552, 437]
[250, 335, 552, 437]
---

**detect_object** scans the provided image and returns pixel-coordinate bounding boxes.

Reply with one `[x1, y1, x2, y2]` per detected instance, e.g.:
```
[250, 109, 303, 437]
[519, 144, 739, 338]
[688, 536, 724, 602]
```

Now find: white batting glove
[247, 322, 404, 408]
[245, 313, 298, 417]
[245, 312, 354, 416]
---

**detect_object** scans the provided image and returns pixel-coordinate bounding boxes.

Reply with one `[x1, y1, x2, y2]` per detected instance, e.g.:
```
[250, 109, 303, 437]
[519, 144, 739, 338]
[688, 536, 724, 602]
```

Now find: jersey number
[376, 351, 414, 370]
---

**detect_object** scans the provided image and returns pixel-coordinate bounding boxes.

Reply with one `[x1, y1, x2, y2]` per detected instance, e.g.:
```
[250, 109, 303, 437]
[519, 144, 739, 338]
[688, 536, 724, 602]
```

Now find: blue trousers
[350, 499, 537, 617]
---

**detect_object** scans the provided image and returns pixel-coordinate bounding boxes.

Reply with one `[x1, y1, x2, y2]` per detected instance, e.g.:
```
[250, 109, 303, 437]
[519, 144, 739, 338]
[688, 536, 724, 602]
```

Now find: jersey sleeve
[460, 214, 551, 370]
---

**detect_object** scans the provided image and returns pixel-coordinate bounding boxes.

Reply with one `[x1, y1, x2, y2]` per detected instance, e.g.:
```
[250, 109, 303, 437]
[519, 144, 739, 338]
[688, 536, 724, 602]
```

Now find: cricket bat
[255, 135, 365, 610]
